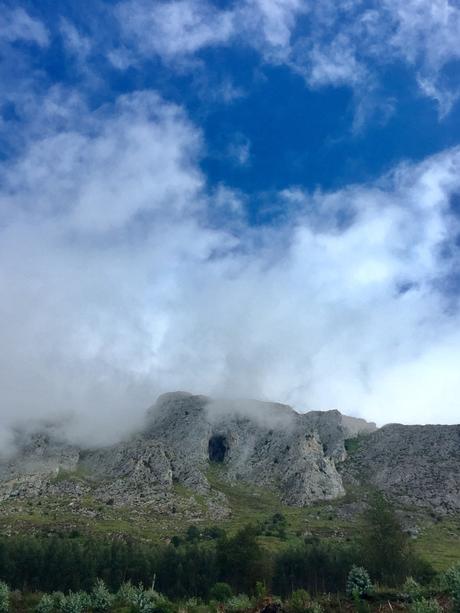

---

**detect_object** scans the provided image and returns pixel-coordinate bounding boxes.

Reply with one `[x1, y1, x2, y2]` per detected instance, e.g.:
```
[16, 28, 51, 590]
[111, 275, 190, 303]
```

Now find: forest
[0, 496, 459, 612]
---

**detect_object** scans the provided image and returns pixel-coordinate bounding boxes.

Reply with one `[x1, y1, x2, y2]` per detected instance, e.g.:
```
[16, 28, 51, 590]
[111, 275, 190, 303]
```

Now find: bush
[403, 577, 424, 602]
[225, 594, 252, 612]
[117, 581, 137, 604]
[153, 593, 175, 613]
[117, 583, 174, 613]
[441, 562, 460, 612]
[346, 566, 373, 598]
[254, 582, 268, 601]
[186, 526, 201, 543]
[0, 583, 9, 613]
[35, 594, 55, 613]
[60, 591, 91, 613]
[209, 582, 233, 603]
[287, 589, 310, 613]
[441, 562, 460, 593]
[51, 592, 65, 610]
[91, 579, 114, 612]
[409, 598, 442, 613]
[123, 585, 155, 613]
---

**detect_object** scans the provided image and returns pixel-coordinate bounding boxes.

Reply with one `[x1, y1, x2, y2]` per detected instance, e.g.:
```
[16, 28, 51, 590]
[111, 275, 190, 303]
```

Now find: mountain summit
[1, 393, 459, 525]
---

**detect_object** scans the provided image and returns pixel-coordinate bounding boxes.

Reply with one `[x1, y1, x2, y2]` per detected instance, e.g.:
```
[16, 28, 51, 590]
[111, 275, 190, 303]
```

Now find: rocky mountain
[0, 392, 458, 521]
[340, 423, 460, 514]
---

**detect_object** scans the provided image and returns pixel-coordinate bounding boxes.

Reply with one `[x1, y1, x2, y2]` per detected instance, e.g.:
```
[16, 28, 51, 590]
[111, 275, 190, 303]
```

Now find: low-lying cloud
[1, 86, 460, 452]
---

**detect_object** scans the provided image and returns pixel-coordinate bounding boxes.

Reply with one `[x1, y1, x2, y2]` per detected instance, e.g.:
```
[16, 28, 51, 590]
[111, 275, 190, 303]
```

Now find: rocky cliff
[0, 392, 458, 518]
[340, 423, 460, 514]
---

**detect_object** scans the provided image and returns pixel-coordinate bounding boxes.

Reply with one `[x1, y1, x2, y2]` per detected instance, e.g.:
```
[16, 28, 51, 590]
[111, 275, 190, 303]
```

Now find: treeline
[0, 495, 437, 599]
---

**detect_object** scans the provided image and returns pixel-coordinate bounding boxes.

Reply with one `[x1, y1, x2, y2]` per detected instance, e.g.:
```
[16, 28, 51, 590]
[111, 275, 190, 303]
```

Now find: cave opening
[208, 434, 229, 463]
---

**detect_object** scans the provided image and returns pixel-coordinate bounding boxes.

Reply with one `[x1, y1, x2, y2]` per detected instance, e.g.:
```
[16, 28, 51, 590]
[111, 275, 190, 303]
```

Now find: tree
[0, 582, 9, 613]
[217, 526, 269, 594]
[209, 582, 233, 603]
[360, 492, 412, 586]
[346, 566, 373, 597]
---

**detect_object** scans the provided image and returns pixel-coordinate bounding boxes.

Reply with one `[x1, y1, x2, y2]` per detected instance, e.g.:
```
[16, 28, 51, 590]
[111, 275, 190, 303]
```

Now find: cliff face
[0, 392, 458, 517]
[74, 392, 352, 509]
[340, 423, 460, 514]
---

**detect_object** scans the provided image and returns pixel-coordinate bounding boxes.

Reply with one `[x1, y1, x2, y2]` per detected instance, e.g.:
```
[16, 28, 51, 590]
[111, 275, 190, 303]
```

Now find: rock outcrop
[340, 423, 460, 514]
[0, 392, 458, 516]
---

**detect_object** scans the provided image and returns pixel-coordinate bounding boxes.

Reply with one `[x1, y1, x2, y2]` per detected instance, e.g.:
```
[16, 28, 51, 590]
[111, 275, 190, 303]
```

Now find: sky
[1, 0, 460, 449]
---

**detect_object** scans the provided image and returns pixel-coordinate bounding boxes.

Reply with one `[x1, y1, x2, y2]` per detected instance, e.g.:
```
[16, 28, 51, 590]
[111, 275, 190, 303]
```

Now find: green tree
[0, 582, 9, 613]
[346, 566, 373, 597]
[217, 526, 269, 594]
[360, 493, 412, 586]
[209, 582, 233, 602]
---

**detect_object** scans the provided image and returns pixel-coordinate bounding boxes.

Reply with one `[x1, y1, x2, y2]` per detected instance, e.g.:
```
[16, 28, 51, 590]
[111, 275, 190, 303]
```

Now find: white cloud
[0, 6, 49, 46]
[227, 134, 251, 166]
[238, 0, 308, 58]
[60, 18, 92, 61]
[1, 85, 460, 449]
[114, 0, 460, 117]
[115, 0, 234, 61]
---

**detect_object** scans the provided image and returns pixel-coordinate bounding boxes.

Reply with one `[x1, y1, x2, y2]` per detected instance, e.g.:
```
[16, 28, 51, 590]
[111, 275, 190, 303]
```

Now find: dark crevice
[208, 434, 229, 463]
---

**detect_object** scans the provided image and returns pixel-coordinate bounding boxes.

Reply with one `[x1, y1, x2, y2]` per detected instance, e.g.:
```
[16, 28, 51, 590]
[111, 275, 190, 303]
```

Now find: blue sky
[1, 0, 460, 445]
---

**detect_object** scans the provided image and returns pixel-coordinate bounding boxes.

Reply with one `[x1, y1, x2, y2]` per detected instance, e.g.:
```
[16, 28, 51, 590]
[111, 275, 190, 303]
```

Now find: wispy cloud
[115, 0, 235, 62]
[113, 0, 460, 119]
[0, 6, 49, 46]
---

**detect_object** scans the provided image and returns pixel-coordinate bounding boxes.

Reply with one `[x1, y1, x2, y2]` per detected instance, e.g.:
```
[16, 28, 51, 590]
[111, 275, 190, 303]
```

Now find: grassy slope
[0, 463, 459, 571]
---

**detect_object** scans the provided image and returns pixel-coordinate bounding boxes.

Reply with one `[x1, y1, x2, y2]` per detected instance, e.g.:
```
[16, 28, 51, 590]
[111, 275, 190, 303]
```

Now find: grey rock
[340, 423, 460, 513]
[0, 393, 458, 516]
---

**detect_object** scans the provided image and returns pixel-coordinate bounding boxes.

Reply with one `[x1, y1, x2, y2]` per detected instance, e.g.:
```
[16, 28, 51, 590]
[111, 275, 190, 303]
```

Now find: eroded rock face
[340, 423, 460, 514]
[0, 392, 458, 516]
[0, 392, 355, 510]
[141, 393, 348, 505]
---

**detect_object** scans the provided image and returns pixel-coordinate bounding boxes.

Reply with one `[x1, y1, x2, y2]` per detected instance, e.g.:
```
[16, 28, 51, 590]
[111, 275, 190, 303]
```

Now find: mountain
[1, 392, 458, 529]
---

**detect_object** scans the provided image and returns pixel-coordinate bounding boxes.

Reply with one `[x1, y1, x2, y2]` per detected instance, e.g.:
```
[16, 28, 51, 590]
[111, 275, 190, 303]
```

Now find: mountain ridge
[0, 392, 458, 522]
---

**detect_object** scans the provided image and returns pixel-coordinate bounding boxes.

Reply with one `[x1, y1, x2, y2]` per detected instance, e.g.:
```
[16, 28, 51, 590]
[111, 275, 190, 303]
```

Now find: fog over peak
[0, 79, 459, 451]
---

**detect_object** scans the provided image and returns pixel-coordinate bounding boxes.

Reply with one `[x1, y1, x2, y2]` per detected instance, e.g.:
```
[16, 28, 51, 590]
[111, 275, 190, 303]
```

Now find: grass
[0, 461, 459, 572]
[415, 515, 460, 571]
[205, 463, 358, 545]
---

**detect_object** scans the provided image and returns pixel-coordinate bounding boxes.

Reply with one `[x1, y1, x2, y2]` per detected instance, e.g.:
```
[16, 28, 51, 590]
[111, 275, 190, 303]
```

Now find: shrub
[182, 597, 211, 613]
[91, 579, 114, 612]
[254, 582, 268, 601]
[117, 581, 137, 604]
[225, 594, 252, 612]
[403, 577, 424, 602]
[60, 591, 91, 613]
[346, 566, 373, 598]
[441, 562, 460, 593]
[186, 526, 201, 543]
[117, 583, 173, 613]
[0, 583, 9, 613]
[409, 598, 442, 613]
[209, 583, 233, 603]
[287, 589, 310, 613]
[441, 563, 460, 612]
[35, 594, 55, 613]
[125, 586, 156, 613]
[52, 592, 65, 610]
[153, 593, 175, 613]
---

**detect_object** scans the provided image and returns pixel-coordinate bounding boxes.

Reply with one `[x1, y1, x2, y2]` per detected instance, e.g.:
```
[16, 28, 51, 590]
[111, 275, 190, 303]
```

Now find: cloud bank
[1, 80, 460, 452]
